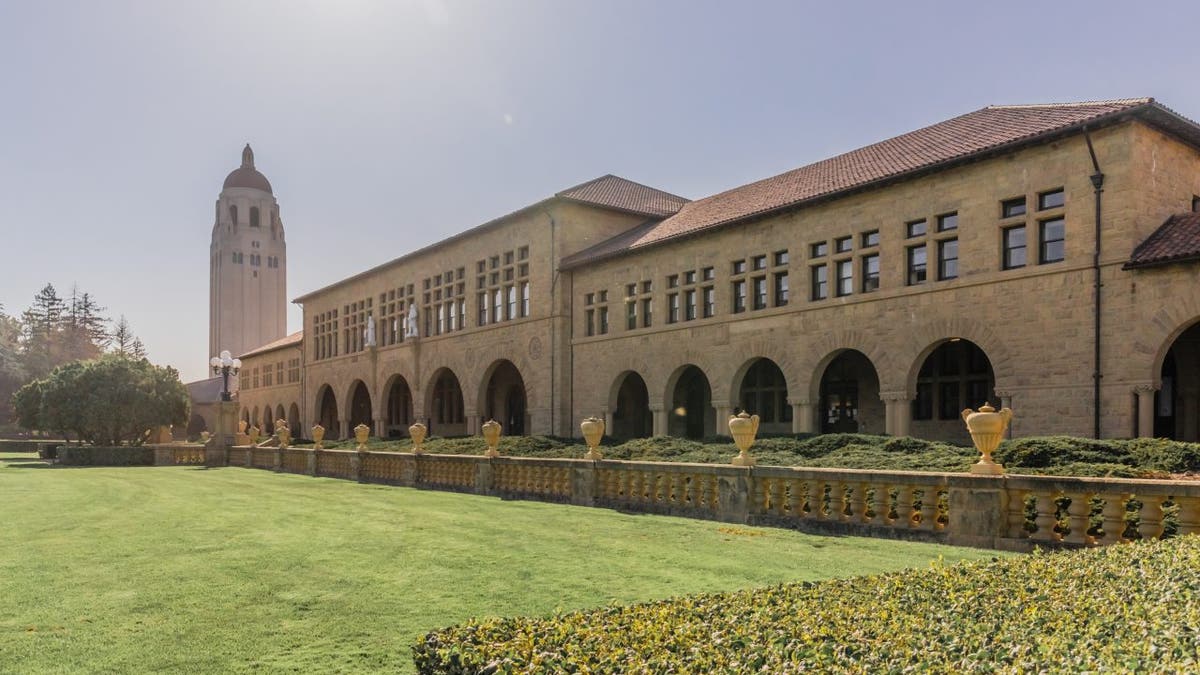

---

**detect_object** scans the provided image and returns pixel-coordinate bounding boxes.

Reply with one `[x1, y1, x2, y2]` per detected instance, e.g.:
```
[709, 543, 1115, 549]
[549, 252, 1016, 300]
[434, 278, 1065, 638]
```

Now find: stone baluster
[1006, 489, 1029, 539]
[806, 480, 824, 519]
[1063, 492, 1095, 545]
[870, 484, 891, 525]
[783, 478, 799, 516]
[1098, 492, 1130, 545]
[918, 488, 940, 531]
[1138, 495, 1165, 540]
[894, 486, 915, 528]
[848, 483, 867, 523]
[828, 482, 846, 521]
[672, 473, 686, 506]
[1031, 491, 1061, 542]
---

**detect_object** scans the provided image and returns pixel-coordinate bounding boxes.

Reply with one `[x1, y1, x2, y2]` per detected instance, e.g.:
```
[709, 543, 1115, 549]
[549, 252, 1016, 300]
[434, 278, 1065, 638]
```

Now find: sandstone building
[226, 98, 1200, 445]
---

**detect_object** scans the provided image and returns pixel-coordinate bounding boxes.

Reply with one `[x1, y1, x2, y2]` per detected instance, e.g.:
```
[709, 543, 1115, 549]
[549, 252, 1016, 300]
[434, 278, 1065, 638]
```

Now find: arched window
[229, 205, 238, 226]
[250, 207, 260, 228]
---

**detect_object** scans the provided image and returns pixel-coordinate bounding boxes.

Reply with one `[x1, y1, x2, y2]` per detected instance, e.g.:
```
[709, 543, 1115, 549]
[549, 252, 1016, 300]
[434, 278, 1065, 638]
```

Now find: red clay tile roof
[239, 330, 304, 359]
[1125, 212, 1200, 269]
[556, 174, 689, 217]
[563, 98, 1178, 268]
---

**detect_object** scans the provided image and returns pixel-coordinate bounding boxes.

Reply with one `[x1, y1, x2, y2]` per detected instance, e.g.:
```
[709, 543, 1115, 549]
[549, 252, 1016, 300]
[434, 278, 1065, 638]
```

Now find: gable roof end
[1125, 212, 1200, 269]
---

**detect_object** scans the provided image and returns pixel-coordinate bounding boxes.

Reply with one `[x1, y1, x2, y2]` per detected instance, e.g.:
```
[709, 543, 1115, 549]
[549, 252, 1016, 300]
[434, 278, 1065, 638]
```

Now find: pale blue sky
[3, 0, 1199, 382]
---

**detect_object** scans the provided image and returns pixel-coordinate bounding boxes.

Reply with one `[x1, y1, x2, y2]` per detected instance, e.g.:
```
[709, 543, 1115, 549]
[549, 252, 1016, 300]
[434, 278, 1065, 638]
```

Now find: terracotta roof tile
[1126, 212, 1200, 269]
[239, 330, 304, 359]
[563, 99, 1159, 268]
[556, 174, 689, 217]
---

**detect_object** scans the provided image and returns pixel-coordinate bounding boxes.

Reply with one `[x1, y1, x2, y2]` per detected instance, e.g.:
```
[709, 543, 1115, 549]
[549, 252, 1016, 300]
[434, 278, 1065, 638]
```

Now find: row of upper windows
[238, 358, 299, 391]
[230, 252, 279, 268]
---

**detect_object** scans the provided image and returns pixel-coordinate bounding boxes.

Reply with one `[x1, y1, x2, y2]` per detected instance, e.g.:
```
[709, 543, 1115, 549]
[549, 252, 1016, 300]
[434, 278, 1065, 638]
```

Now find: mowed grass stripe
[0, 453, 1004, 673]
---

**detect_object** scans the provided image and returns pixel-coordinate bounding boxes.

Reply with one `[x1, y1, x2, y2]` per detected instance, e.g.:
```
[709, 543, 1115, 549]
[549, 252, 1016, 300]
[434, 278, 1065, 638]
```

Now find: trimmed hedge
[414, 536, 1200, 673]
[55, 446, 154, 466]
[306, 433, 1200, 478]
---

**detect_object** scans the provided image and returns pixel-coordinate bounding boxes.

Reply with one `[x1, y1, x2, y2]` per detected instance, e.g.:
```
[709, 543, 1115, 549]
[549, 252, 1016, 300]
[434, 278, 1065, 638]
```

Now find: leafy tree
[13, 356, 189, 445]
[0, 306, 24, 424]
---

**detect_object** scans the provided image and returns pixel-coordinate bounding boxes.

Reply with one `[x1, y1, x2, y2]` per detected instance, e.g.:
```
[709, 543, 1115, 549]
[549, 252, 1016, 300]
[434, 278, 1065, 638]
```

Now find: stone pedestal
[946, 478, 1008, 549]
[206, 401, 240, 466]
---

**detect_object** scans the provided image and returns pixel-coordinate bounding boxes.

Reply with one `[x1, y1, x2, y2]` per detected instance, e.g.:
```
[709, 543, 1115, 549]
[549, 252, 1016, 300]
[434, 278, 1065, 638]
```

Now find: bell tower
[209, 144, 287, 362]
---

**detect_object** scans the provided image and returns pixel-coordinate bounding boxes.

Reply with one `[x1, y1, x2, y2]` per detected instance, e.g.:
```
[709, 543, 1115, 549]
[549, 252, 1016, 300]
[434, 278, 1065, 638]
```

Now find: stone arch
[262, 405, 274, 435]
[907, 339, 997, 444]
[425, 367, 466, 436]
[732, 357, 792, 434]
[288, 402, 301, 437]
[1150, 316, 1200, 441]
[814, 349, 883, 435]
[464, 346, 541, 413]
[250, 406, 260, 430]
[803, 330, 895, 402]
[609, 370, 652, 440]
[186, 413, 208, 439]
[665, 364, 714, 440]
[477, 359, 529, 436]
[896, 318, 1015, 398]
[719, 341, 802, 407]
[315, 384, 339, 439]
[1144, 303, 1200, 385]
[346, 380, 373, 433]
[275, 404, 286, 430]
[382, 373, 415, 437]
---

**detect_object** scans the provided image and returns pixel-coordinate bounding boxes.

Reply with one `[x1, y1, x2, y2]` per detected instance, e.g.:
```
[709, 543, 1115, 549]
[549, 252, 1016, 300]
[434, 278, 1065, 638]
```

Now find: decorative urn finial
[311, 424, 326, 450]
[481, 419, 502, 458]
[408, 422, 427, 455]
[728, 411, 760, 466]
[354, 423, 371, 451]
[581, 417, 605, 460]
[961, 402, 1012, 475]
[248, 425, 261, 446]
[275, 420, 290, 449]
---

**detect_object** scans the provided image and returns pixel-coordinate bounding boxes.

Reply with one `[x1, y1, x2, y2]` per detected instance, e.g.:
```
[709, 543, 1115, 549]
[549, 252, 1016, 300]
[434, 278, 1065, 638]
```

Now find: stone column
[790, 400, 815, 434]
[602, 409, 614, 439]
[375, 417, 387, 439]
[340, 419, 351, 441]
[713, 402, 731, 437]
[1136, 384, 1159, 438]
[651, 406, 668, 437]
[881, 393, 911, 437]
[995, 390, 1014, 438]
[466, 412, 480, 436]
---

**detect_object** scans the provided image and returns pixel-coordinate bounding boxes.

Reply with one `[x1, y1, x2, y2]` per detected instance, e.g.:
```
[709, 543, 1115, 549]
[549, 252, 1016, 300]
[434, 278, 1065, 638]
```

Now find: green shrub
[414, 536, 1200, 674]
[55, 446, 154, 466]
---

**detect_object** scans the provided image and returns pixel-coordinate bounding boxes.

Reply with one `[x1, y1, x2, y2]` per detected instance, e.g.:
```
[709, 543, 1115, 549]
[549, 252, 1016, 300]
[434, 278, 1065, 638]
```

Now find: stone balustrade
[150, 443, 1200, 552]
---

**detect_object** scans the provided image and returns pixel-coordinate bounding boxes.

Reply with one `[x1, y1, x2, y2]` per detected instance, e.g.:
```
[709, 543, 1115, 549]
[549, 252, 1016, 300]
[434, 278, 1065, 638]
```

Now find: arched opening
[669, 365, 712, 440]
[385, 376, 414, 437]
[262, 407, 274, 435]
[275, 404, 286, 432]
[483, 360, 528, 436]
[317, 385, 339, 439]
[612, 371, 652, 440]
[186, 414, 208, 439]
[250, 206, 260, 228]
[911, 339, 996, 443]
[288, 403, 301, 438]
[348, 381, 373, 434]
[251, 406, 260, 431]
[241, 409, 251, 429]
[428, 368, 465, 436]
[737, 358, 791, 434]
[229, 205, 238, 226]
[1157, 322, 1200, 440]
[818, 350, 881, 434]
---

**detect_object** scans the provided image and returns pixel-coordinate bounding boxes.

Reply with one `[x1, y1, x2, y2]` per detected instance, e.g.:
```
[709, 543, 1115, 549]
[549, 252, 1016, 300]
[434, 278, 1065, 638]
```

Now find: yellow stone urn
[275, 420, 291, 449]
[729, 411, 760, 466]
[238, 420, 248, 435]
[354, 423, 371, 451]
[961, 403, 1012, 475]
[481, 419, 502, 458]
[312, 424, 326, 450]
[199, 430, 211, 444]
[248, 425, 261, 446]
[581, 416, 605, 460]
[409, 422, 427, 455]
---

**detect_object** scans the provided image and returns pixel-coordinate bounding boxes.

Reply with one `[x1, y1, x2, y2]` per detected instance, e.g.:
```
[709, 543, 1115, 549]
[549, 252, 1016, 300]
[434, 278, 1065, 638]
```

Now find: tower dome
[222, 143, 273, 193]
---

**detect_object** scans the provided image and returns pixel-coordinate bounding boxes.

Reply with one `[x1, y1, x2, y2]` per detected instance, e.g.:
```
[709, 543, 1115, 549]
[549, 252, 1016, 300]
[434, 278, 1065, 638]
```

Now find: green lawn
[0, 452, 1003, 673]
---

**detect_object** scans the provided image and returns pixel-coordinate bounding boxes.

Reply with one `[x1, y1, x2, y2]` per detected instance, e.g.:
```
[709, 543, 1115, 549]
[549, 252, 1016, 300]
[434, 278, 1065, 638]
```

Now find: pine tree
[111, 315, 141, 358]
[19, 284, 66, 379]
[130, 338, 147, 359]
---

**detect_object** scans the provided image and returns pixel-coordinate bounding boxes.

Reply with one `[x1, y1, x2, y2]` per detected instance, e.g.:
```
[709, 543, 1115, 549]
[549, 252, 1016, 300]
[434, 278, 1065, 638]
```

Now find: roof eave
[1123, 253, 1200, 271]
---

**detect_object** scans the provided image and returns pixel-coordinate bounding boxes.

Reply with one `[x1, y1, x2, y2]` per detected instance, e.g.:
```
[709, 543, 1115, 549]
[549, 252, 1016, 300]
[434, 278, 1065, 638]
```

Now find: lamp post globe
[210, 350, 242, 402]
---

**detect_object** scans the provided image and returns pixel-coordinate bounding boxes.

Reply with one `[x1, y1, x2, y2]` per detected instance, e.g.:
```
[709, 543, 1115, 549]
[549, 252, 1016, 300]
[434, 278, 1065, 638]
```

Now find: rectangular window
[598, 306, 608, 335]
[685, 289, 697, 320]
[835, 260, 852, 296]
[907, 245, 927, 285]
[774, 250, 789, 266]
[1002, 196, 1027, 218]
[835, 236, 852, 253]
[702, 267, 714, 281]
[642, 280, 652, 293]
[504, 251, 514, 265]
[668, 274, 679, 288]
[436, 304, 445, 335]
[1038, 188, 1064, 211]
[937, 212, 958, 231]
[448, 301, 457, 331]
[733, 280, 747, 313]
[641, 298, 652, 327]
[810, 242, 828, 258]
[702, 286, 715, 318]
[493, 289, 503, 324]
[732, 260, 746, 275]
[752, 276, 767, 310]
[518, 245, 529, 260]
[520, 282, 529, 317]
[752, 255, 767, 271]
[598, 290, 607, 302]
[862, 253, 880, 292]
[1003, 225, 1027, 269]
[1193, 195, 1200, 213]
[627, 301, 637, 330]
[478, 293, 488, 325]
[684, 270, 696, 285]
[506, 285, 516, 320]
[1040, 217, 1065, 264]
[626, 283, 637, 297]
[861, 230, 880, 248]
[585, 292, 594, 305]
[938, 238, 959, 280]
[667, 293, 680, 323]
[906, 219, 927, 238]
[585, 309, 594, 337]
[773, 272, 789, 307]
[811, 265, 828, 300]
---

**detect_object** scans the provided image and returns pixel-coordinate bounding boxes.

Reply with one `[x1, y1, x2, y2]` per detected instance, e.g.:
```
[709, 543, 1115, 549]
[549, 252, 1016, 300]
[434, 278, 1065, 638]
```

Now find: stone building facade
[232, 99, 1200, 444]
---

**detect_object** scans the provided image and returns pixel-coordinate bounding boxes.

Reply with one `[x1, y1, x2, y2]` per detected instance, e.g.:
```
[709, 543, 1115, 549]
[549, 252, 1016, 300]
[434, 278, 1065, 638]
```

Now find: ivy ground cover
[0, 453, 998, 673]
[417, 536, 1200, 673]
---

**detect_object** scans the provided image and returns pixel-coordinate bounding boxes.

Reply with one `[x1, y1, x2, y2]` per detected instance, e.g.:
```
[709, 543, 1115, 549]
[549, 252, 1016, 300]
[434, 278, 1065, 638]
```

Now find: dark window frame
[938, 238, 959, 280]
[862, 253, 880, 292]
[861, 230, 880, 248]
[1039, 217, 1066, 264]
[1038, 188, 1065, 211]
[906, 219, 927, 238]
[907, 244, 927, 286]
[1001, 196, 1027, 219]
[1002, 225, 1027, 270]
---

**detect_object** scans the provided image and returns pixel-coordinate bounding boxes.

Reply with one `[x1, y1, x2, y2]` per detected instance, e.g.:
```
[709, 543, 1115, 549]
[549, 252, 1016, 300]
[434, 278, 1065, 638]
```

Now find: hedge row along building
[207, 98, 1200, 445]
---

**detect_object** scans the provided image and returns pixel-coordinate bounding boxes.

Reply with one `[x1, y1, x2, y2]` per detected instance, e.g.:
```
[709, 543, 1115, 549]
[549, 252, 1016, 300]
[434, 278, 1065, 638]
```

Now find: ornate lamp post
[209, 350, 243, 402]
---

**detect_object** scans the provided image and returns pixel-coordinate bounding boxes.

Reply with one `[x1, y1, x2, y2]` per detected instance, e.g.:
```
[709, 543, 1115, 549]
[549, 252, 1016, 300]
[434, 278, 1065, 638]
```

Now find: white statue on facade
[405, 304, 419, 338]
[365, 315, 376, 347]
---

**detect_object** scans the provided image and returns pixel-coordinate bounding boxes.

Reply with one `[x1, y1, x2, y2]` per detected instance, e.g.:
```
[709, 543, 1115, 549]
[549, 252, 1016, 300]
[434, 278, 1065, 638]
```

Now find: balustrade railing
[492, 458, 573, 500]
[251, 448, 275, 470]
[416, 455, 479, 490]
[315, 450, 352, 479]
[281, 448, 309, 474]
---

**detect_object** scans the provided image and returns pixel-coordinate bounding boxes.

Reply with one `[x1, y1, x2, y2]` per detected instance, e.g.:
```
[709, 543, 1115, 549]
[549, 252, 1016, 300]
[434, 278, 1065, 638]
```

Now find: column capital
[879, 391, 912, 403]
[993, 390, 1013, 400]
[711, 400, 732, 409]
[1133, 383, 1160, 394]
[787, 398, 815, 407]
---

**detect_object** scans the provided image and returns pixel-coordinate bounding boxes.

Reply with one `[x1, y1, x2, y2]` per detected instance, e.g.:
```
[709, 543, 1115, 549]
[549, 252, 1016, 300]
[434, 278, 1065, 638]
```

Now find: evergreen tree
[19, 284, 66, 380]
[111, 315, 140, 358]
[61, 285, 107, 362]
